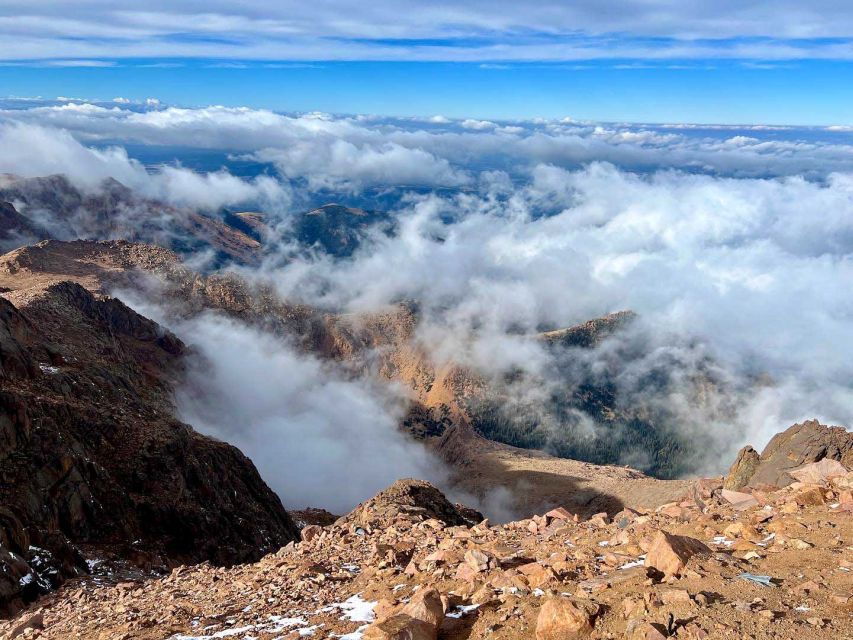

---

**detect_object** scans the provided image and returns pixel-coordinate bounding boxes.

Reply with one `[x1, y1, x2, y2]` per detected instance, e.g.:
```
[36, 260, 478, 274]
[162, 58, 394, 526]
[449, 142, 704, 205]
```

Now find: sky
[0, 0, 852, 124]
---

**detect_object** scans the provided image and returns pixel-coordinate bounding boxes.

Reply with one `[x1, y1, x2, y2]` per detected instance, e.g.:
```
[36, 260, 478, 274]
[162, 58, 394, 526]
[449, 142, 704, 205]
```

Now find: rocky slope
[0, 239, 696, 517]
[0, 263, 299, 615]
[0, 175, 262, 265]
[1, 454, 849, 640]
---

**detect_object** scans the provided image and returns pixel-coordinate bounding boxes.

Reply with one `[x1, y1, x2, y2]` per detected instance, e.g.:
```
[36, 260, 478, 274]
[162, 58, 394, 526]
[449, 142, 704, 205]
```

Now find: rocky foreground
[2, 461, 851, 640]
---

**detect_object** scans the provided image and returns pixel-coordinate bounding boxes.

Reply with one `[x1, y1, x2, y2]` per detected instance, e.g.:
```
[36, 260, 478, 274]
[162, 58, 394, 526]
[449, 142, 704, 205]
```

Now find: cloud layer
[0, 102, 850, 497]
[4, 101, 853, 192]
[0, 119, 290, 210]
[1, 2, 853, 61]
[262, 163, 853, 457]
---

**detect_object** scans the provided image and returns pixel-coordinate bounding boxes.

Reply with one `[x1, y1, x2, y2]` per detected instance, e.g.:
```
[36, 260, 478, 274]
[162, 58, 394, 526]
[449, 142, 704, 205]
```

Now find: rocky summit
[0, 467, 850, 640]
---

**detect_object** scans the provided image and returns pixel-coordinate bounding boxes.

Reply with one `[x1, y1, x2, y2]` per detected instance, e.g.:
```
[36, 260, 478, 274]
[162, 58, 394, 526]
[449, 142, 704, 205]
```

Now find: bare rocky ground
[2, 465, 850, 640]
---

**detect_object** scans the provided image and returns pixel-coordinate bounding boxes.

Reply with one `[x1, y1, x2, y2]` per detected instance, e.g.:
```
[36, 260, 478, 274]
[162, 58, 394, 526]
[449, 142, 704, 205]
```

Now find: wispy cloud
[0, 59, 117, 67]
[0, 2, 852, 62]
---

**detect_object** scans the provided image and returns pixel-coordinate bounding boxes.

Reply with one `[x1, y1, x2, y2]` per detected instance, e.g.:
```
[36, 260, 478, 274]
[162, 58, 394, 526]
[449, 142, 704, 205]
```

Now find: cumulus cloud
[259, 161, 853, 463]
[0, 120, 290, 210]
[253, 139, 469, 191]
[5, 102, 853, 185]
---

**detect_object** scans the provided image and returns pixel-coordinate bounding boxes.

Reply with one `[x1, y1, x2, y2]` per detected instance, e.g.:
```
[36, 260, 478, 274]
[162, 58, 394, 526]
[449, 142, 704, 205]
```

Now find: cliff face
[0, 277, 299, 615]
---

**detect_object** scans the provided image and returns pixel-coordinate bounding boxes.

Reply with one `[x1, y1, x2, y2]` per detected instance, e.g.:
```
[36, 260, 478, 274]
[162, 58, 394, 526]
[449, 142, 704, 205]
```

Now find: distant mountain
[0, 175, 395, 265]
[0, 174, 262, 265]
[292, 203, 394, 257]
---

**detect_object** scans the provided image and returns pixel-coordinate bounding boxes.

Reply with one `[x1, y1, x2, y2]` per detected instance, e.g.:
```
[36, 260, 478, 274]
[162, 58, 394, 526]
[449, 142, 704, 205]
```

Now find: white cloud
[461, 118, 497, 130]
[258, 161, 853, 462]
[116, 300, 445, 513]
[4, 102, 853, 186]
[0, 104, 850, 474]
[1, 2, 853, 62]
[0, 120, 290, 209]
[252, 140, 470, 191]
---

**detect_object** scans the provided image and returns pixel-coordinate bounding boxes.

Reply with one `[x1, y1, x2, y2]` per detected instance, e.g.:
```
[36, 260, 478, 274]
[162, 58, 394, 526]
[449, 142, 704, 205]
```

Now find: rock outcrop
[0, 278, 299, 615]
[337, 478, 483, 529]
[0, 201, 39, 247]
[725, 420, 853, 489]
[723, 445, 760, 490]
[0, 175, 263, 265]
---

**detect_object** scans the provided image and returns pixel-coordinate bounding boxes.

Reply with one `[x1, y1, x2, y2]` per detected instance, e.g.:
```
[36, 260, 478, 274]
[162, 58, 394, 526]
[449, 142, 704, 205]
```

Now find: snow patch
[446, 603, 481, 618]
[322, 594, 377, 623]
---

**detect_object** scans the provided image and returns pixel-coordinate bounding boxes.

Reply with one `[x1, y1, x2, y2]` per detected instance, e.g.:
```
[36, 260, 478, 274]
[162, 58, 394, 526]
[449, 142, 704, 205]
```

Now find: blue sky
[1, 1, 853, 124]
[3, 59, 853, 125]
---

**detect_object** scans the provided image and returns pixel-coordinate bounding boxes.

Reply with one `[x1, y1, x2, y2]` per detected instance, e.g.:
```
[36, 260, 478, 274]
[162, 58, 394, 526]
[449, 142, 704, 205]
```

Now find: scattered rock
[644, 531, 710, 578]
[535, 597, 598, 639]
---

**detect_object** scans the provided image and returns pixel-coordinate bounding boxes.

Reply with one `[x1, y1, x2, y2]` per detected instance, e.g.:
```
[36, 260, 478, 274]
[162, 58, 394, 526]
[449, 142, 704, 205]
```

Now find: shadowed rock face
[0, 201, 40, 249]
[293, 204, 394, 257]
[725, 419, 853, 489]
[0, 279, 299, 616]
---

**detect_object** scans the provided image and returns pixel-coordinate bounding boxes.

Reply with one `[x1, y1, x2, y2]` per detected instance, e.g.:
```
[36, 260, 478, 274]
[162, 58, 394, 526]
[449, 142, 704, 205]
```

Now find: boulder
[362, 615, 436, 640]
[788, 459, 849, 485]
[363, 588, 444, 640]
[721, 489, 758, 510]
[535, 597, 598, 640]
[301, 525, 322, 542]
[464, 549, 496, 574]
[644, 530, 710, 578]
[625, 620, 668, 640]
[401, 587, 444, 628]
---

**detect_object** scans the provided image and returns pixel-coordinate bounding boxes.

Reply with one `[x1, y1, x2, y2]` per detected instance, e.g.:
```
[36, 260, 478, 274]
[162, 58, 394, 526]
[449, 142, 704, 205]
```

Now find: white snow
[321, 594, 377, 623]
[446, 604, 481, 618]
[295, 625, 322, 636]
[618, 555, 646, 570]
[712, 536, 734, 547]
[334, 626, 369, 640]
[172, 626, 255, 640]
[266, 616, 308, 632]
